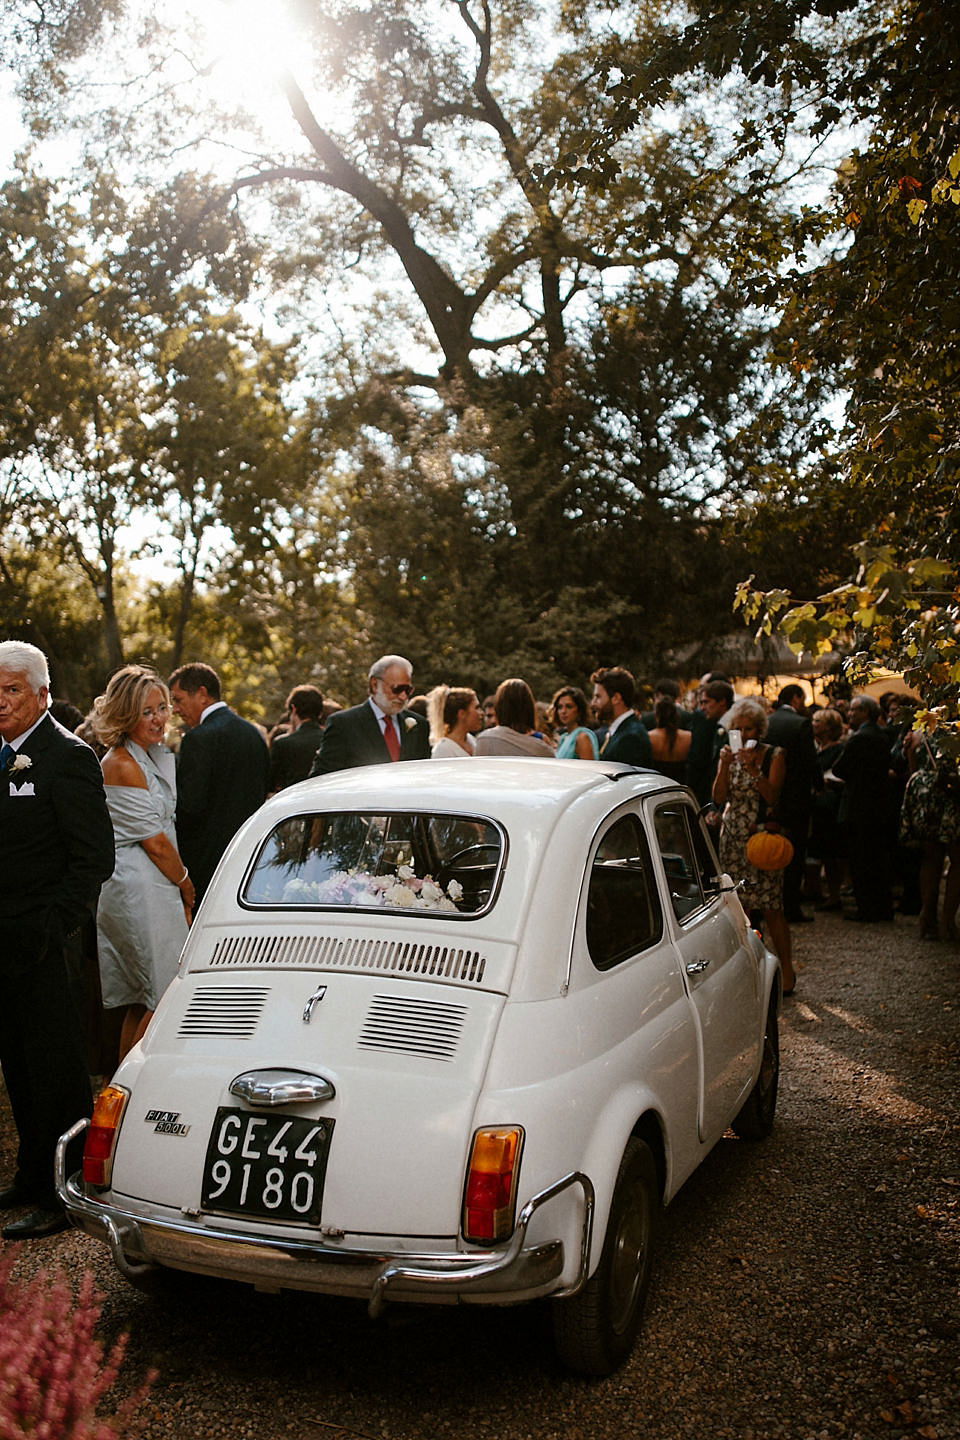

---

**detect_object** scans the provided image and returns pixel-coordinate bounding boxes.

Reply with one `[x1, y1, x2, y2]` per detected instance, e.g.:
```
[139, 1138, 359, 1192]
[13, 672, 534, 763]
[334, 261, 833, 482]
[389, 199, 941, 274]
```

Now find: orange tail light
[83, 1085, 130, 1187]
[463, 1127, 523, 1244]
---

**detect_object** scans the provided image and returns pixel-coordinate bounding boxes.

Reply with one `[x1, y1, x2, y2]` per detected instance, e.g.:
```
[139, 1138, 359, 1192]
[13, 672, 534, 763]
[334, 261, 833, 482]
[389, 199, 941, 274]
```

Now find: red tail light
[463, 1127, 523, 1243]
[83, 1085, 130, 1187]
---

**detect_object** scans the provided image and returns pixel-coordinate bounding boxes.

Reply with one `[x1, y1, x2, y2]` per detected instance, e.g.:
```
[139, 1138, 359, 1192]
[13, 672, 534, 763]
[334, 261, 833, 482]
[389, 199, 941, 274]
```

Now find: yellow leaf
[907, 198, 928, 224]
[949, 146, 960, 181]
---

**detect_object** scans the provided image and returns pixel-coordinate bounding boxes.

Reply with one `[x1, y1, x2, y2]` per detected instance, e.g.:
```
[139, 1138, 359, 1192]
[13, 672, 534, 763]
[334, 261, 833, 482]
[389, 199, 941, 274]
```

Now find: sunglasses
[383, 682, 414, 697]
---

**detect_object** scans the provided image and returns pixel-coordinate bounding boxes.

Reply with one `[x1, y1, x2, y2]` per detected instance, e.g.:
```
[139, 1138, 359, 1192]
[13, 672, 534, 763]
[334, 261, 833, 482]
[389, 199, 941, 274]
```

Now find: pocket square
[9, 781, 35, 796]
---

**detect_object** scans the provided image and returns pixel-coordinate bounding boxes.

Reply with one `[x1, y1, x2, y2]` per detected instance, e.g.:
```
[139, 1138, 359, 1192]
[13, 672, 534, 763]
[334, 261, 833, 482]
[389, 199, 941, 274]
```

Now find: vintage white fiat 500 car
[59, 758, 780, 1375]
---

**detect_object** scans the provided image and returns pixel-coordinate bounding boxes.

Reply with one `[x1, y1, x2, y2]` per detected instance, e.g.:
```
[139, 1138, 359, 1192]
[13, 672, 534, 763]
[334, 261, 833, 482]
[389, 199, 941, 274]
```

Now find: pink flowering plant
[0, 1255, 155, 1438]
[282, 857, 463, 911]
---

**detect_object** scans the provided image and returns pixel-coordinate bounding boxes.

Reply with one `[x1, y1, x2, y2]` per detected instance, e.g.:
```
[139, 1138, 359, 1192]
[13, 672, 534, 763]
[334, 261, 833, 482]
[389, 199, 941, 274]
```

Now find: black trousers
[0, 924, 93, 1208]
[779, 806, 812, 918]
[841, 821, 895, 922]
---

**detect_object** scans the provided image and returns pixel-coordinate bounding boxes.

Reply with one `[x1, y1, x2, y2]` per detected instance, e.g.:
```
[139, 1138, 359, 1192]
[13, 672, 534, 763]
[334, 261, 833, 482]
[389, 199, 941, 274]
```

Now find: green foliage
[728, 0, 960, 739]
[4, 0, 939, 720]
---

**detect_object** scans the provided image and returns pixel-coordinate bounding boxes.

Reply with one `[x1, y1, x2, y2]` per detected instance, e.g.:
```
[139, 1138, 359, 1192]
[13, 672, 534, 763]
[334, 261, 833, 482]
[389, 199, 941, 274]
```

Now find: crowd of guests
[1, 636, 955, 1242]
[261, 661, 958, 1000]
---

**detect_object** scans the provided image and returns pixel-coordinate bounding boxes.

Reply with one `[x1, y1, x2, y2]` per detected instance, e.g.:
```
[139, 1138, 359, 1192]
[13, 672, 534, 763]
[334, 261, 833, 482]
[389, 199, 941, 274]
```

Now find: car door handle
[686, 958, 711, 975]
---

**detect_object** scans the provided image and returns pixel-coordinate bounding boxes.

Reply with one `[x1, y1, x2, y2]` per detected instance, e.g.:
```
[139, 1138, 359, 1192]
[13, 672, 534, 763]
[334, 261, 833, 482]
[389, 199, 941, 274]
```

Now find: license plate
[201, 1108, 334, 1224]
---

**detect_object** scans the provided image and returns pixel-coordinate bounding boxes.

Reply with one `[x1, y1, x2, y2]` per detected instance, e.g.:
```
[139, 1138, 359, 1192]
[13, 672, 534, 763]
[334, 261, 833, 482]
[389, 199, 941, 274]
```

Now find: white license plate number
[201, 1108, 333, 1224]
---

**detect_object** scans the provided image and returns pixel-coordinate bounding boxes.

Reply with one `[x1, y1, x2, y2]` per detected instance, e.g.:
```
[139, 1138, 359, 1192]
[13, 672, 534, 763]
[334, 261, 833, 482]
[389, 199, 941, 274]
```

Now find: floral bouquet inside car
[282, 857, 464, 911]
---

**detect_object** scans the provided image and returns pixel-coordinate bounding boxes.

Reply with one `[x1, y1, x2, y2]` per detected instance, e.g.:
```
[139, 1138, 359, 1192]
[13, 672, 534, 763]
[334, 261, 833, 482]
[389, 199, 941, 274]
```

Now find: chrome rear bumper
[56, 1121, 594, 1314]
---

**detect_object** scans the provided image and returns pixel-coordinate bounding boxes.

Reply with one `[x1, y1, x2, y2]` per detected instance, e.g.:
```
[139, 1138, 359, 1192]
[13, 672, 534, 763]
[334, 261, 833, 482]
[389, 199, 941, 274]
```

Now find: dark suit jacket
[686, 710, 722, 805]
[175, 706, 270, 899]
[832, 721, 892, 827]
[269, 719, 325, 792]
[599, 712, 653, 767]
[0, 713, 114, 966]
[309, 701, 430, 776]
[764, 705, 820, 821]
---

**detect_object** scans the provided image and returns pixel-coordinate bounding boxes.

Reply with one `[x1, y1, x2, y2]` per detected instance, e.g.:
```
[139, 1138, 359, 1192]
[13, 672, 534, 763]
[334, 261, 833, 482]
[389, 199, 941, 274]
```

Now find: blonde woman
[428, 685, 483, 757]
[93, 666, 194, 1060]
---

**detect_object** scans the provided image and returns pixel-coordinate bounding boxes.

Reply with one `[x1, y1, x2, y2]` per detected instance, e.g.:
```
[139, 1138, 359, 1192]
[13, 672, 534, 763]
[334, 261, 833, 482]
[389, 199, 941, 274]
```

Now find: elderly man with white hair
[0, 640, 114, 1240]
[309, 654, 430, 775]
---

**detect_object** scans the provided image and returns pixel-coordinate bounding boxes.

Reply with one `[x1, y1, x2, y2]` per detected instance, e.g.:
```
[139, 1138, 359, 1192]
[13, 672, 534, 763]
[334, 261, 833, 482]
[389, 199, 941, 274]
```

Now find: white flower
[397, 862, 416, 880]
[10, 754, 32, 773]
[419, 879, 444, 903]
[404, 716, 418, 731]
[446, 878, 463, 901]
[385, 883, 416, 907]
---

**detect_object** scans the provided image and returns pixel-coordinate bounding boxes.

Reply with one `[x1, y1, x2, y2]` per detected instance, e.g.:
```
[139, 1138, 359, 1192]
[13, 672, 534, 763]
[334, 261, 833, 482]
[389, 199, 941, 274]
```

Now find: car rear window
[242, 811, 503, 916]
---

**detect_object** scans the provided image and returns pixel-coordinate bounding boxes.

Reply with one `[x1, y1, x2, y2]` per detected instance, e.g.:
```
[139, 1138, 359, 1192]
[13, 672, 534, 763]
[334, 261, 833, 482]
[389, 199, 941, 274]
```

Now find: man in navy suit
[0, 641, 114, 1240]
[310, 654, 430, 775]
[169, 663, 269, 904]
[590, 667, 653, 767]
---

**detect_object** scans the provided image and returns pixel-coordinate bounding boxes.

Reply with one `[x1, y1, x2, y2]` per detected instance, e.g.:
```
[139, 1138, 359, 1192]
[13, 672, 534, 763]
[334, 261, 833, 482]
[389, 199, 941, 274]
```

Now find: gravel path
[2, 907, 958, 1440]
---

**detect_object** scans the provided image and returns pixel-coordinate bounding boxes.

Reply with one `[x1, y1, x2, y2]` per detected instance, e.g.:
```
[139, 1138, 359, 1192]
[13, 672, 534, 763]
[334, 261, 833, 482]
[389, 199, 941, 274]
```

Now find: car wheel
[731, 999, 779, 1141]
[551, 1137, 659, 1377]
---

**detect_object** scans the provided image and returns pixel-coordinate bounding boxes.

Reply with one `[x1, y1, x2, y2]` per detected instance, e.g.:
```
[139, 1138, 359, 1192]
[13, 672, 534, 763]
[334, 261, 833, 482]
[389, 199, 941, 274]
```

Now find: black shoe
[1, 1207, 71, 1240]
[0, 1183, 31, 1210]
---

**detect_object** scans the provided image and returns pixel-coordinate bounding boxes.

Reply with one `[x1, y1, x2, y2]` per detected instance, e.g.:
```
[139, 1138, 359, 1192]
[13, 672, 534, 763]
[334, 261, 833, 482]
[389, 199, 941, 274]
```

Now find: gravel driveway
[2, 907, 957, 1440]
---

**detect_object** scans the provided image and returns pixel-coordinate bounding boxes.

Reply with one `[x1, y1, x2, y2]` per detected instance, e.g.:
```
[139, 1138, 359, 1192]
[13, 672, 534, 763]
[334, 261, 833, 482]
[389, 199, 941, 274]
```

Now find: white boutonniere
[10, 753, 32, 773]
[404, 716, 418, 732]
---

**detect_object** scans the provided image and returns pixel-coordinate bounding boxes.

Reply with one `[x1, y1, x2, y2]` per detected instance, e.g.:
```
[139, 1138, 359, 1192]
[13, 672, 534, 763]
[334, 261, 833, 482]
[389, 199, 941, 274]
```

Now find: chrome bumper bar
[56, 1120, 595, 1315]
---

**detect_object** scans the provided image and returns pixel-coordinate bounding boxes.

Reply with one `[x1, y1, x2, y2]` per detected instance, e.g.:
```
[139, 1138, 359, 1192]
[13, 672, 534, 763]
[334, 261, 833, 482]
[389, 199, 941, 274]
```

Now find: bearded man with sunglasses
[309, 655, 430, 776]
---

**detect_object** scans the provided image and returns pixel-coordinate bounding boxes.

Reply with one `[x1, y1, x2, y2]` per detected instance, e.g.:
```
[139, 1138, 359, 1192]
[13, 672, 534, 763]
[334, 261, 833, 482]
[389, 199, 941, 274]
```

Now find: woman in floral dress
[900, 734, 960, 939]
[712, 699, 794, 994]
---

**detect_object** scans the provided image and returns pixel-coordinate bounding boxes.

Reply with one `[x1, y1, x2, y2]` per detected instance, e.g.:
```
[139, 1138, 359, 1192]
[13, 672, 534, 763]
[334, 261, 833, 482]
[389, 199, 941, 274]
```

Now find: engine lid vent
[357, 993, 468, 1062]
[177, 985, 270, 1038]
[202, 931, 487, 986]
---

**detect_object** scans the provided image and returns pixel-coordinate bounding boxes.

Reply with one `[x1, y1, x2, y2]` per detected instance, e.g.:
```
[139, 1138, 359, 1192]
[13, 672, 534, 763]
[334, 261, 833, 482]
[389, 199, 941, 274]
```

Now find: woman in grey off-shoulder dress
[94, 667, 193, 1060]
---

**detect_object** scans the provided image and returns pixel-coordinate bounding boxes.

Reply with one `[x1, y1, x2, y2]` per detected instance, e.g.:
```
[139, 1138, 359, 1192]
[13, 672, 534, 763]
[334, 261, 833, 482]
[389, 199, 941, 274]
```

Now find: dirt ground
[2, 905, 958, 1440]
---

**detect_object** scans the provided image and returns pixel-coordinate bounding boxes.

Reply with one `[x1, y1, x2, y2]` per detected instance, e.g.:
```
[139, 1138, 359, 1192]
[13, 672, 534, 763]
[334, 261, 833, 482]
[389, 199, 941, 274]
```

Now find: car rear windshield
[241, 811, 503, 917]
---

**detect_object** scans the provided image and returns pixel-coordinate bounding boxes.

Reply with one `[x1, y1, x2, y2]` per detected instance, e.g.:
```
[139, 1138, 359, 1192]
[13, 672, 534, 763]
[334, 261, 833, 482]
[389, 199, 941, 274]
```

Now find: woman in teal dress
[551, 687, 600, 760]
[93, 666, 194, 1060]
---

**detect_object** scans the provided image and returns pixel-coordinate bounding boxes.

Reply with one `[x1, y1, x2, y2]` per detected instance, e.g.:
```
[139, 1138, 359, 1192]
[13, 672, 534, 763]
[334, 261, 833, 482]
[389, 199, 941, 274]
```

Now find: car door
[651, 797, 760, 1142]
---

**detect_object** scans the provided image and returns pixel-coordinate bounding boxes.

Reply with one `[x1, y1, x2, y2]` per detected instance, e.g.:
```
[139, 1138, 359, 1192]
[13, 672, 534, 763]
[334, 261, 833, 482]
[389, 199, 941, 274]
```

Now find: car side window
[653, 802, 712, 922]
[586, 814, 663, 970]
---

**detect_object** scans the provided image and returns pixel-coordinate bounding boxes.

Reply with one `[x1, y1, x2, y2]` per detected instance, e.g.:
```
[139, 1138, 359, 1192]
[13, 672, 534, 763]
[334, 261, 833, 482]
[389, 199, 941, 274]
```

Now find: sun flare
[193, 0, 352, 139]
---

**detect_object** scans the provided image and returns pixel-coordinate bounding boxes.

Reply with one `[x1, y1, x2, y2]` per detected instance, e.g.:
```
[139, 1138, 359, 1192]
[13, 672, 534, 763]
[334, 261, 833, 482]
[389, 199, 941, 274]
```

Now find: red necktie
[382, 716, 401, 761]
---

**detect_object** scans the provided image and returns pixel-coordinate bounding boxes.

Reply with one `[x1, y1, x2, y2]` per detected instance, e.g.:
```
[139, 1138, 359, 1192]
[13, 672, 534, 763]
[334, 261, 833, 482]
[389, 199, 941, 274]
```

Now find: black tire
[551, 1137, 659, 1376]
[731, 999, 779, 1141]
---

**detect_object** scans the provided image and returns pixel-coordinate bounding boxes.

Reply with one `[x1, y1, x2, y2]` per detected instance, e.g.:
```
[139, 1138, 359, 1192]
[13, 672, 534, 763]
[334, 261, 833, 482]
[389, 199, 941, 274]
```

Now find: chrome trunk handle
[228, 1069, 335, 1106]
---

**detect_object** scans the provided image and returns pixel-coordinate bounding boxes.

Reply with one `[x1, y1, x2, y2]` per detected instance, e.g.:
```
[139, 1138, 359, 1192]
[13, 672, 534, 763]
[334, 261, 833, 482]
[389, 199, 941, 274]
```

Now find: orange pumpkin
[746, 828, 794, 871]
